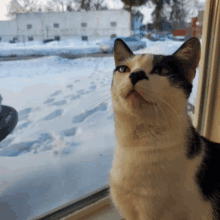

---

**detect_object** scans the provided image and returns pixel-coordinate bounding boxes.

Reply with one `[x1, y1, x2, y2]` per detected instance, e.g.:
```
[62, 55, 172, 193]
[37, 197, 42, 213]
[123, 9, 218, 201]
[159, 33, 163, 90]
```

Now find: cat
[109, 37, 220, 220]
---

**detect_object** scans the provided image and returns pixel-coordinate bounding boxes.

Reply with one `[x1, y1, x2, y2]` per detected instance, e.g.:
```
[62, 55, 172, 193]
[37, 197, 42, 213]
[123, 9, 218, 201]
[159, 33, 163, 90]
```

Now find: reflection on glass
[0, 0, 206, 219]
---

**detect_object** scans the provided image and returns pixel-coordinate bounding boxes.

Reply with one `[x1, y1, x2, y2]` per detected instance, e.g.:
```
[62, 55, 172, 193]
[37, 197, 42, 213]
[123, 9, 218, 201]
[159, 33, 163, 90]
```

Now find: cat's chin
[126, 90, 156, 106]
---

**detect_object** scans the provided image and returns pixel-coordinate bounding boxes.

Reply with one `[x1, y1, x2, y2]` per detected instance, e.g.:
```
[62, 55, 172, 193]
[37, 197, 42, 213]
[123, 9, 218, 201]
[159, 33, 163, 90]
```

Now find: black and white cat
[110, 37, 220, 220]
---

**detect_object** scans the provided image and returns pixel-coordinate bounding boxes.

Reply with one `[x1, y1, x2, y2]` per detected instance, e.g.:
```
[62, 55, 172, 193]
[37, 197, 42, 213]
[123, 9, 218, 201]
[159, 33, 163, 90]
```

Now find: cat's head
[111, 37, 201, 120]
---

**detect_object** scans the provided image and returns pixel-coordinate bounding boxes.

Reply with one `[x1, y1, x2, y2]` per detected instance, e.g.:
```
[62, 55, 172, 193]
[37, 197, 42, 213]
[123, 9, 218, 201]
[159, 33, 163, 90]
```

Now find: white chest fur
[110, 140, 213, 220]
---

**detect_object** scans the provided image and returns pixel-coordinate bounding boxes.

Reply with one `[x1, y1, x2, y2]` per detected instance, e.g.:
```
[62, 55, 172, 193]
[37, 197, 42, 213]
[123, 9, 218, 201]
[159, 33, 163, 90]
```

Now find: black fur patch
[196, 137, 220, 219]
[111, 70, 115, 88]
[129, 71, 149, 86]
[153, 54, 166, 66]
[186, 125, 202, 159]
[151, 55, 193, 99]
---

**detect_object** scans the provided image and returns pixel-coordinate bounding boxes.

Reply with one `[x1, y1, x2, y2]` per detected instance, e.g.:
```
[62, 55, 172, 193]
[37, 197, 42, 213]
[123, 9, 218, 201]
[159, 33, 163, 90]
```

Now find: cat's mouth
[126, 90, 156, 105]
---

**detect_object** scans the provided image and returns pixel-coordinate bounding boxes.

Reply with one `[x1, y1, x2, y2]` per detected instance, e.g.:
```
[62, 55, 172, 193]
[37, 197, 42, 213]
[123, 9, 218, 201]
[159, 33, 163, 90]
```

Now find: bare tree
[151, 0, 165, 30]
[75, 0, 91, 11]
[45, 0, 79, 12]
[6, 0, 28, 19]
[18, 0, 39, 12]
[150, 0, 196, 31]
[75, 0, 108, 11]
[92, 0, 108, 10]
[50, 0, 66, 11]
[66, 0, 75, 11]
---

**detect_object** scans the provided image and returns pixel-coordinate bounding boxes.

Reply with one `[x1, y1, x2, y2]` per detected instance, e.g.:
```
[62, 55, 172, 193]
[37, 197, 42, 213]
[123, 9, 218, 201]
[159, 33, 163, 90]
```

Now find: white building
[0, 10, 131, 42]
[0, 20, 17, 42]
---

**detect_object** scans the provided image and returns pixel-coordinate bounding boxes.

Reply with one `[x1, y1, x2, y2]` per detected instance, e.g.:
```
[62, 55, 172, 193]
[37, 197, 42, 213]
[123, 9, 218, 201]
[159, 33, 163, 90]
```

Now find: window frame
[31, 0, 219, 219]
[194, 0, 220, 141]
[31, 185, 110, 220]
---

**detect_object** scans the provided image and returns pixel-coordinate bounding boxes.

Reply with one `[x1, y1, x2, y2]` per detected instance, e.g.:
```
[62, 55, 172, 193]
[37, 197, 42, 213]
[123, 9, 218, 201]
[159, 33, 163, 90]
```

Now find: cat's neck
[114, 110, 190, 151]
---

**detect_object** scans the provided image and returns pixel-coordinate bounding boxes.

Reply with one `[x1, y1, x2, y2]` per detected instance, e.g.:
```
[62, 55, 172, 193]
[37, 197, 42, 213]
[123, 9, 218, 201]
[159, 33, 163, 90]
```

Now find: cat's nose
[129, 71, 149, 86]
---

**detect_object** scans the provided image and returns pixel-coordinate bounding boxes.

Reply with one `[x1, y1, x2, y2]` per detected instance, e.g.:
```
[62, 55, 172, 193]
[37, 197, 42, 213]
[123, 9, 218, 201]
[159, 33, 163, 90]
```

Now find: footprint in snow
[52, 100, 67, 106]
[44, 98, 55, 105]
[72, 103, 107, 124]
[89, 85, 96, 90]
[44, 109, 63, 121]
[66, 84, 73, 89]
[61, 127, 78, 137]
[76, 89, 91, 95]
[38, 132, 54, 143]
[70, 94, 81, 100]
[50, 90, 62, 97]
[0, 137, 14, 149]
[107, 114, 114, 120]
[18, 108, 32, 121]
[53, 141, 80, 156]
[16, 121, 31, 130]
[1, 132, 54, 157]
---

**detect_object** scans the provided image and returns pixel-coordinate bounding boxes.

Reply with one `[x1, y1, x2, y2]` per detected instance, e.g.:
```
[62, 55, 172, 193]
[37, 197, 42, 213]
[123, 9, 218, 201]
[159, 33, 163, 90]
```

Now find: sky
[0, 0, 206, 24]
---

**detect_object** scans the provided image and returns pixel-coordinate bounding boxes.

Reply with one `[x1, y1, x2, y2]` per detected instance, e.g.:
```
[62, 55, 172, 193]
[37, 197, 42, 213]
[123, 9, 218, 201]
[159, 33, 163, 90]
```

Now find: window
[81, 22, 87, 27]
[82, 36, 88, 41]
[111, 34, 116, 39]
[28, 36, 33, 41]
[55, 36, 60, 41]
[110, 22, 117, 27]
[0, 1, 212, 220]
[27, 24, 32, 29]
[54, 23, 59, 28]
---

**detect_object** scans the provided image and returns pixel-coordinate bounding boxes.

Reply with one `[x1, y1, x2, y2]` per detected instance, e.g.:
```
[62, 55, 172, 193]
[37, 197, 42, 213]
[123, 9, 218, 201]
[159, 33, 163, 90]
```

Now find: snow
[0, 39, 199, 220]
[0, 38, 100, 57]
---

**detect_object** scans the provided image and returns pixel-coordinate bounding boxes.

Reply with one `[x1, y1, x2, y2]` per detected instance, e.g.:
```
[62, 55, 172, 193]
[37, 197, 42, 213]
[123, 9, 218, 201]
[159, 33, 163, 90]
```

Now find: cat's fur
[110, 37, 220, 220]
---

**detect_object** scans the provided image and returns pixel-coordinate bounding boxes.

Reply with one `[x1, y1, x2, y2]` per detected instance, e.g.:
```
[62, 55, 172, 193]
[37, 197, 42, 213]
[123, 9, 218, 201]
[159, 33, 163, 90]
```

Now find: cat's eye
[115, 65, 130, 73]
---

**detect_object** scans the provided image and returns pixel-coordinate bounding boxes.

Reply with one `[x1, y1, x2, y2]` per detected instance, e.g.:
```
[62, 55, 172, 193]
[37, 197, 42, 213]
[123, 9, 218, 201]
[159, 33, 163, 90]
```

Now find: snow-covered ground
[0, 38, 100, 57]
[0, 39, 200, 220]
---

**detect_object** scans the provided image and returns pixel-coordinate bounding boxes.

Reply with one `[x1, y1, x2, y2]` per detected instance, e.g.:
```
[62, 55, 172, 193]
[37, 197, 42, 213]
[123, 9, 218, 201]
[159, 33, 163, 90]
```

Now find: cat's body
[110, 38, 220, 219]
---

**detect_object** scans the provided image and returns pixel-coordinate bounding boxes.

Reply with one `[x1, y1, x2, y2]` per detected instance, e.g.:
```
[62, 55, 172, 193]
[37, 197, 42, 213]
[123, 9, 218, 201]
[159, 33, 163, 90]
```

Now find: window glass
[27, 24, 32, 29]
[81, 22, 87, 27]
[0, 0, 206, 219]
[54, 23, 59, 28]
[110, 22, 117, 27]
[55, 36, 60, 41]
[28, 36, 34, 41]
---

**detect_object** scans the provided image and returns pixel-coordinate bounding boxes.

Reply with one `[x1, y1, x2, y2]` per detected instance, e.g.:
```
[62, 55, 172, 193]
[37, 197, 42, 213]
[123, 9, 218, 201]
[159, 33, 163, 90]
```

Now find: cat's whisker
[157, 96, 183, 123]
[91, 97, 113, 110]
[137, 85, 184, 102]
[85, 94, 112, 111]
[158, 92, 185, 101]
[156, 102, 171, 141]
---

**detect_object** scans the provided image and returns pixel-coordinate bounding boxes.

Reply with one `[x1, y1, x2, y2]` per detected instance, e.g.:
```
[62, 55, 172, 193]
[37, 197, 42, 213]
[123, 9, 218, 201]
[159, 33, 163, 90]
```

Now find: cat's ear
[173, 37, 201, 83]
[114, 39, 134, 66]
